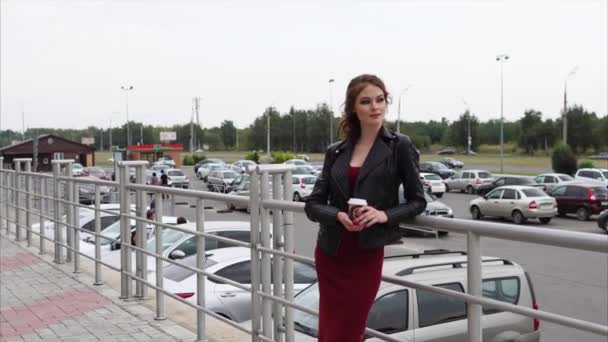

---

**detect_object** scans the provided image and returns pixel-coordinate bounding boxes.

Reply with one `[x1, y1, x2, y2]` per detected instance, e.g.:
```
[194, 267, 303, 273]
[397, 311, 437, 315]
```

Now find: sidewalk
[0, 233, 197, 342]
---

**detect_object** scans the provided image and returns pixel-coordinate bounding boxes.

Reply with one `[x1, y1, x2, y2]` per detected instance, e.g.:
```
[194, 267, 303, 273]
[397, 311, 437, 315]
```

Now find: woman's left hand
[353, 206, 388, 228]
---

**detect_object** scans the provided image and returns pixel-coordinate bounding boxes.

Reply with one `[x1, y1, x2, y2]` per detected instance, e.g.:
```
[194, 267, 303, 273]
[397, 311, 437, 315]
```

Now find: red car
[549, 183, 608, 221]
[83, 167, 110, 180]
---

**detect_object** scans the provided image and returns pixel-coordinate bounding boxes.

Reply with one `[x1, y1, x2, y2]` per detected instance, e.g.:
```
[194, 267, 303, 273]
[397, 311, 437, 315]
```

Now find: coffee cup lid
[348, 198, 367, 206]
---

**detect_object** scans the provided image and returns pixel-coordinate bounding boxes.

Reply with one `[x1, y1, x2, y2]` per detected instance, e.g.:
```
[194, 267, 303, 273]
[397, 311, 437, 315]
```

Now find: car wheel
[293, 192, 301, 202]
[471, 206, 482, 220]
[466, 185, 474, 194]
[576, 207, 590, 221]
[512, 210, 526, 224]
[438, 231, 449, 236]
[539, 217, 551, 224]
[557, 209, 566, 217]
[226, 203, 235, 211]
[197, 173, 202, 180]
[444, 184, 450, 193]
[435, 193, 443, 198]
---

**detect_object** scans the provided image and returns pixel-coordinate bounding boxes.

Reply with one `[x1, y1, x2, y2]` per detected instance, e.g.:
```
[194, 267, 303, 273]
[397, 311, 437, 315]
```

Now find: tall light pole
[328, 78, 335, 145]
[496, 54, 509, 174]
[463, 99, 472, 154]
[563, 66, 578, 145]
[267, 112, 270, 155]
[397, 86, 411, 133]
[120, 85, 134, 147]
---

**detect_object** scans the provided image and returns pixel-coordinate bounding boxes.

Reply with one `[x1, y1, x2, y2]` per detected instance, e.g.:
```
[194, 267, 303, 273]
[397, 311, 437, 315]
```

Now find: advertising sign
[160, 132, 177, 141]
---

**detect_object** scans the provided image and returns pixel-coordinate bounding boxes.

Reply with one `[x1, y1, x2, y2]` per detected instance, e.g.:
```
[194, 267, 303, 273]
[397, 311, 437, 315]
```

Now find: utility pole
[235, 126, 239, 150]
[109, 118, 113, 151]
[100, 128, 104, 151]
[397, 86, 411, 134]
[328, 79, 335, 145]
[33, 129, 39, 172]
[267, 112, 270, 155]
[463, 99, 472, 154]
[21, 105, 25, 141]
[120, 85, 134, 147]
[189, 115, 194, 153]
[496, 54, 509, 174]
[139, 124, 143, 145]
[563, 66, 578, 145]
[193, 97, 202, 150]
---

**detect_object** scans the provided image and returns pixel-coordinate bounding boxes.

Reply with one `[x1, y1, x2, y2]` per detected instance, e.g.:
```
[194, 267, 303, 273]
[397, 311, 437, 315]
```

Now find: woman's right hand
[337, 212, 364, 232]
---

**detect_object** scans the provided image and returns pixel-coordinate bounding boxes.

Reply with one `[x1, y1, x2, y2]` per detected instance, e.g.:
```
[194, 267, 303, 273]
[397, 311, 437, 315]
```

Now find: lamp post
[397, 86, 411, 134]
[563, 66, 578, 145]
[267, 112, 270, 155]
[463, 99, 472, 155]
[496, 54, 509, 174]
[120, 85, 134, 147]
[328, 78, 335, 145]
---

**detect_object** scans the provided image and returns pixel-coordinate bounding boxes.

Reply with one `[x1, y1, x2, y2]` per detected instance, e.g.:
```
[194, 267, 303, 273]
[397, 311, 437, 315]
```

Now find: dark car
[549, 183, 608, 221]
[439, 157, 464, 169]
[419, 162, 456, 179]
[597, 210, 608, 232]
[437, 148, 456, 155]
[193, 158, 225, 174]
[476, 176, 543, 196]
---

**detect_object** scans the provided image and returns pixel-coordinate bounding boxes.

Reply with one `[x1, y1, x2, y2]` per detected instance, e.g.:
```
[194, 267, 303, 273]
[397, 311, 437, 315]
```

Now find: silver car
[163, 247, 317, 323]
[444, 169, 493, 194]
[207, 170, 240, 192]
[470, 185, 557, 224]
[533, 173, 574, 192]
[279, 250, 540, 342]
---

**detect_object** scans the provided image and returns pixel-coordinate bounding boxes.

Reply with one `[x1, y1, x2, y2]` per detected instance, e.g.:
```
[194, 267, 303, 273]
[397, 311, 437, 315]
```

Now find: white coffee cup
[348, 198, 368, 220]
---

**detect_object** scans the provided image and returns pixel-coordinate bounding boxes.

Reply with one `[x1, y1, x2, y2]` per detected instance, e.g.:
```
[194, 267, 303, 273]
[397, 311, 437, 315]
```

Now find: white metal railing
[1, 156, 607, 342]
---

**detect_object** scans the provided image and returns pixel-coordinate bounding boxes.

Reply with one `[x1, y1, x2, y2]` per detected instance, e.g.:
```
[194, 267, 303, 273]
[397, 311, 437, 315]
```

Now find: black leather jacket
[305, 128, 427, 256]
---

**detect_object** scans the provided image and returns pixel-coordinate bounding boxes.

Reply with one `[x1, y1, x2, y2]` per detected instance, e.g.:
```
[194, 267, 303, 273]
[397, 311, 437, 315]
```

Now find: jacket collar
[331, 126, 397, 199]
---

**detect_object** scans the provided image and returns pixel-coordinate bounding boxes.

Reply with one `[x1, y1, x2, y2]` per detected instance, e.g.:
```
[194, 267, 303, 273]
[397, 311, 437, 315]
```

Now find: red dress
[315, 166, 384, 342]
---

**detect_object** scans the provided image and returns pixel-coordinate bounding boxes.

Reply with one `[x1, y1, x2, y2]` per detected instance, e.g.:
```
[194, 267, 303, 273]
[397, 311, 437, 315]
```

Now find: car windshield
[424, 174, 442, 181]
[146, 228, 190, 252]
[558, 175, 573, 181]
[73, 164, 83, 169]
[223, 171, 240, 178]
[603, 171, 608, 179]
[522, 188, 546, 197]
[592, 187, 608, 195]
[516, 178, 535, 185]
[243, 161, 256, 166]
[478, 172, 492, 179]
[293, 284, 320, 337]
[88, 167, 104, 173]
[168, 170, 184, 176]
[164, 255, 218, 282]
[433, 163, 448, 169]
[98, 221, 126, 245]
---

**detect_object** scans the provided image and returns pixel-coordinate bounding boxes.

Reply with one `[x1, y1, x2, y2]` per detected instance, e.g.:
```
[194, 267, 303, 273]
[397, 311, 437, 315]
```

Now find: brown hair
[337, 74, 390, 141]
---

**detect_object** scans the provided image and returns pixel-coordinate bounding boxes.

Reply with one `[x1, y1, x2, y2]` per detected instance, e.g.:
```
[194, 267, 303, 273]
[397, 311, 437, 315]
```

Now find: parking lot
[162, 167, 607, 342]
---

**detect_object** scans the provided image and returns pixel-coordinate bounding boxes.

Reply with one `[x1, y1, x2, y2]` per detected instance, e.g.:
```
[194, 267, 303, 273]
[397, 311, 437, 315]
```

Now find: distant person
[160, 170, 168, 186]
[150, 172, 160, 185]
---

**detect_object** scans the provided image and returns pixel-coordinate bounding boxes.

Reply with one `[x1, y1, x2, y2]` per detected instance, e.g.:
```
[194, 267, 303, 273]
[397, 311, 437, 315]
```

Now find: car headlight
[447, 209, 453, 216]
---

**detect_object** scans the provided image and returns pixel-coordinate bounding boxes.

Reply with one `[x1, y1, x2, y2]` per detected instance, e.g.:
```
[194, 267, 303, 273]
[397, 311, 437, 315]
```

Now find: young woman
[305, 74, 427, 341]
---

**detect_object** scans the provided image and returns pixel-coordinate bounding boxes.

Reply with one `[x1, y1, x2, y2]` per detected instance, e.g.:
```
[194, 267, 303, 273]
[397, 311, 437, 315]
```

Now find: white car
[419, 172, 446, 198]
[292, 175, 317, 202]
[197, 163, 226, 181]
[469, 186, 557, 224]
[284, 159, 310, 166]
[72, 163, 85, 176]
[230, 160, 258, 174]
[574, 168, 608, 187]
[532, 173, 575, 192]
[163, 247, 317, 323]
[166, 169, 189, 188]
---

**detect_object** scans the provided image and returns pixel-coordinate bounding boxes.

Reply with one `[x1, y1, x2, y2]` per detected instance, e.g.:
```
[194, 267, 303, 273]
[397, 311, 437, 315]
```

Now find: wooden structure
[127, 144, 183, 167]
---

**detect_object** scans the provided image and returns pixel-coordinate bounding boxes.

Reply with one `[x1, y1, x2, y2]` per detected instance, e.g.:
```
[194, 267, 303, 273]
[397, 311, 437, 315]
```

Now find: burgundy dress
[314, 166, 384, 342]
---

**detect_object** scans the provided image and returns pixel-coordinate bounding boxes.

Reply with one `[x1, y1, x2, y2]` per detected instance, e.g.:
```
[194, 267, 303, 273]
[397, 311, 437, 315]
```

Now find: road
[167, 168, 607, 342]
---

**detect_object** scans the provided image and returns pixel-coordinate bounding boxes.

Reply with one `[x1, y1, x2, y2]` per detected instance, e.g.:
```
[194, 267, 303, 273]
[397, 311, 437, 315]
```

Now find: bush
[271, 151, 296, 164]
[245, 151, 259, 163]
[578, 160, 595, 169]
[182, 155, 195, 166]
[259, 155, 274, 164]
[552, 143, 577, 175]
[192, 154, 206, 164]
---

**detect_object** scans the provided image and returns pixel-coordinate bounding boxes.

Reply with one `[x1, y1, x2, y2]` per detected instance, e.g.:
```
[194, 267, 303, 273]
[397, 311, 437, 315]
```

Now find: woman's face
[354, 84, 387, 129]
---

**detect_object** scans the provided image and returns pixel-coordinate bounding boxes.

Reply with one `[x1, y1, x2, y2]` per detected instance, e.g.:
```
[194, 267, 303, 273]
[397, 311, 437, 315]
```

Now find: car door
[563, 186, 583, 213]
[549, 186, 568, 212]
[498, 189, 518, 219]
[448, 172, 461, 191]
[366, 289, 414, 341]
[412, 283, 468, 342]
[483, 189, 504, 217]
[212, 260, 254, 322]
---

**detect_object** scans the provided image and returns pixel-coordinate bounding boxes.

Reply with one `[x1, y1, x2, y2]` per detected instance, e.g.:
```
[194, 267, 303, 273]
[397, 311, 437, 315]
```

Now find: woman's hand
[353, 206, 388, 228]
[336, 212, 364, 232]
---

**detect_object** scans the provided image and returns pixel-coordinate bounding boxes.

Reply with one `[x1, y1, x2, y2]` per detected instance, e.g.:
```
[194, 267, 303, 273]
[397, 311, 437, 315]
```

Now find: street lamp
[463, 99, 472, 154]
[267, 111, 270, 155]
[563, 66, 578, 145]
[120, 85, 134, 147]
[496, 54, 509, 174]
[328, 78, 335, 145]
[397, 86, 411, 134]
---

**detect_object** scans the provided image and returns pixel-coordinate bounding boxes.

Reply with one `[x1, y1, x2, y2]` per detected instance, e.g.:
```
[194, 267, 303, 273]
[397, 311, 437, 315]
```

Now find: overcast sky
[1, 0, 606, 132]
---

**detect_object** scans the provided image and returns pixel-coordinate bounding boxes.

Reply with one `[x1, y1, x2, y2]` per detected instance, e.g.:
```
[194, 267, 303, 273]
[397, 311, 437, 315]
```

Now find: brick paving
[0, 234, 197, 342]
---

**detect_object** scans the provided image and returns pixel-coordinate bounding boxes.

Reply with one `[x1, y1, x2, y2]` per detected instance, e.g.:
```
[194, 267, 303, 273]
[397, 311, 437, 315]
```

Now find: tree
[552, 143, 577, 175]
[518, 110, 543, 155]
[447, 111, 479, 151]
[220, 120, 236, 149]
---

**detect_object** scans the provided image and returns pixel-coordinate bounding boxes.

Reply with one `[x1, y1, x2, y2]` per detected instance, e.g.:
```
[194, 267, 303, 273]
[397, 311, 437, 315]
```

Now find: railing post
[72, 178, 80, 273]
[249, 171, 262, 342]
[94, 184, 103, 285]
[196, 197, 207, 342]
[24, 160, 32, 247]
[259, 171, 272, 340]
[154, 192, 166, 320]
[271, 173, 284, 342]
[0, 157, 4, 232]
[119, 163, 133, 300]
[14, 161, 22, 241]
[52, 162, 63, 264]
[135, 165, 146, 299]
[282, 169, 295, 342]
[467, 231, 482, 342]
[39, 177, 46, 254]
[65, 162, 74, 263]
[170, 193, 176, 216]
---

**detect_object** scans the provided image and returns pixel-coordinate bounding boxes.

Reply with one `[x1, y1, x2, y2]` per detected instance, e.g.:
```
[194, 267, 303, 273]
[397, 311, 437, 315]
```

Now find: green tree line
[1, 105, 606, 154]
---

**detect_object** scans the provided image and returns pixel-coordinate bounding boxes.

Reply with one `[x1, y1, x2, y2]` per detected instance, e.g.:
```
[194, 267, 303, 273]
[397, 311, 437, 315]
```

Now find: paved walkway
[0, 234, 197, 342]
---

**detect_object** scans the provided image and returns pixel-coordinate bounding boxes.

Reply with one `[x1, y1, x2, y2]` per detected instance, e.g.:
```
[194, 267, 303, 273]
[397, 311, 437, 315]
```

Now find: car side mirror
[169, 250, 186, 260]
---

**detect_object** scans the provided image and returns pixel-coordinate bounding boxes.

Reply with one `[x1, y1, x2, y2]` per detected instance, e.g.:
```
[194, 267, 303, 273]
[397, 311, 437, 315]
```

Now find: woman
[304, 74, 427, 341]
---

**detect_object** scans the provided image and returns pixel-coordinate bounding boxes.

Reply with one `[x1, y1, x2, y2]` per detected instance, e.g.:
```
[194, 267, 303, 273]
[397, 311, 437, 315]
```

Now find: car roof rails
[385, 248, 467, 260]
[395, 258, 514, 276]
